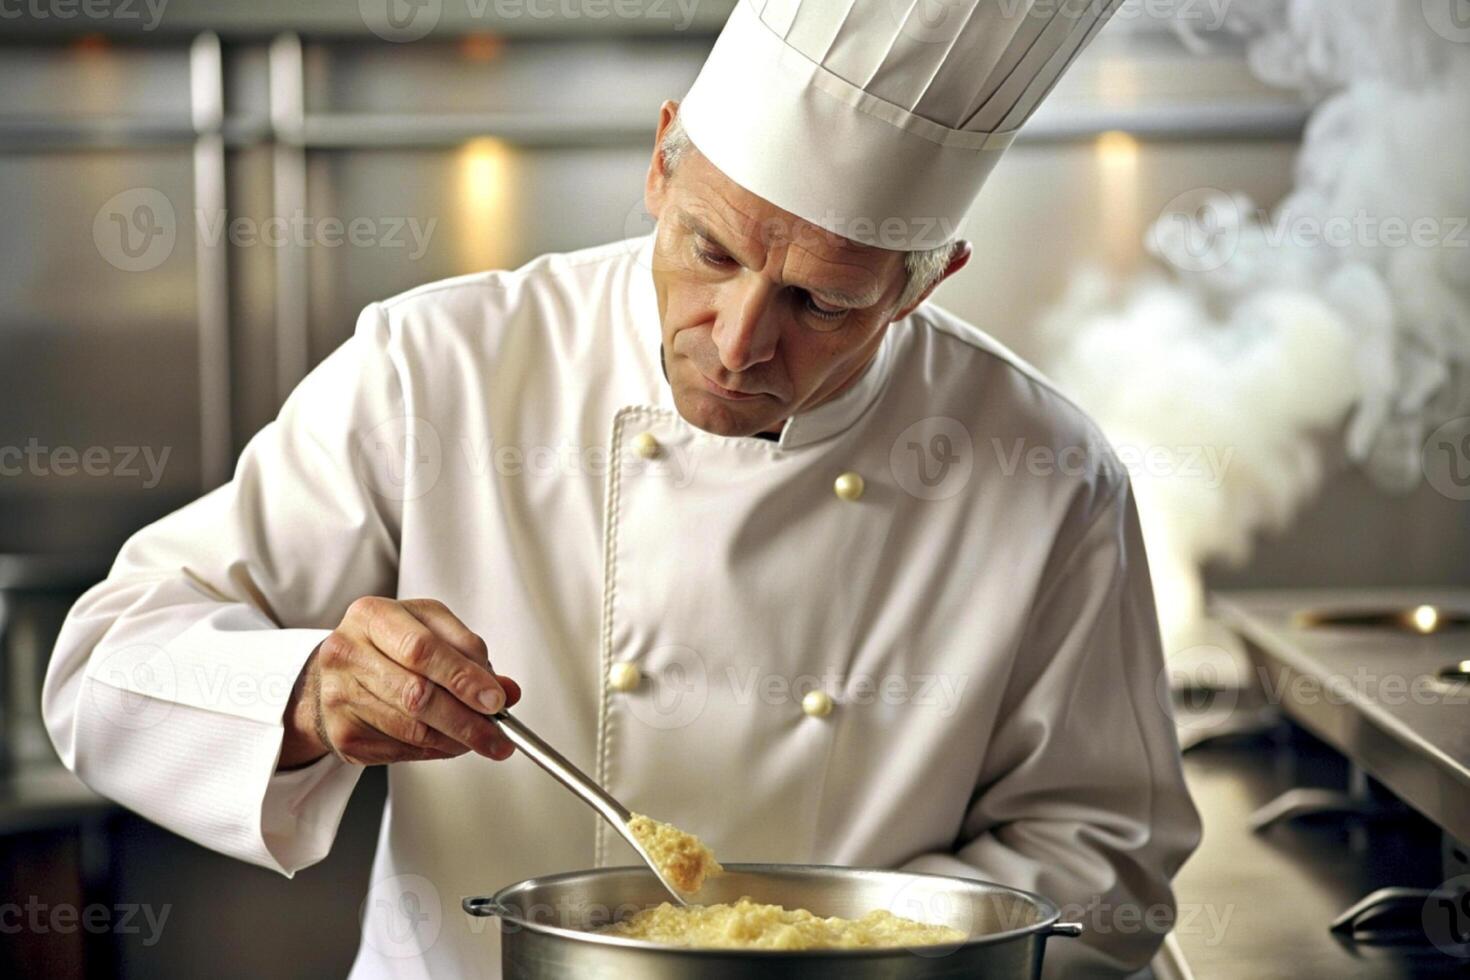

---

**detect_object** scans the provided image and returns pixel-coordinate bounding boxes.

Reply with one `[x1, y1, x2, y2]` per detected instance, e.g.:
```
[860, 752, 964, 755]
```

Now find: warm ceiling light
[460, 34, 504, 62]
[73, 34, 109, 54]
[1410, 604, 1440, 634]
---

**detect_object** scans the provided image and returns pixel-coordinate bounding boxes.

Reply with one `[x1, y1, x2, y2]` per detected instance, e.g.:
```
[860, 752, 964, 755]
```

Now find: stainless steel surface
[489, 709, 695, 907]
[0, 0, 739, 38]
[1, 22, 1325, 563]
[1213, 589, 1470, 844]
[1173, 737, 1467, 978]
[268, 32, 310, 402]
[190, 32, 232, 489]
[464, 864, 1074, 979]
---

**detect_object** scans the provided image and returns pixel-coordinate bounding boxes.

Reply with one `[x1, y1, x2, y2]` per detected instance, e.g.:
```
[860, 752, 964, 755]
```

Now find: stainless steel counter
[1173, 738, 1466, 979]
[1212, 588, 1470, 843]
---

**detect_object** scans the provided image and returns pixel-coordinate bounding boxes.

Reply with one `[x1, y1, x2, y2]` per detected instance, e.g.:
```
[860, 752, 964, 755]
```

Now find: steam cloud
[1040, 0, 1470, 647]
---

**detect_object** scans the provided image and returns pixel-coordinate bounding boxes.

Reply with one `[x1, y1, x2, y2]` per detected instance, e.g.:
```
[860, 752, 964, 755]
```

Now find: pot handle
[462, 896, 508, 918]
[1047, 921, 1085, 939]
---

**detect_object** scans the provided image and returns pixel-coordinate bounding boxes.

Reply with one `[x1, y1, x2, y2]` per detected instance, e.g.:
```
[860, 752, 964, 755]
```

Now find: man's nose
[712, 274, 781, 373]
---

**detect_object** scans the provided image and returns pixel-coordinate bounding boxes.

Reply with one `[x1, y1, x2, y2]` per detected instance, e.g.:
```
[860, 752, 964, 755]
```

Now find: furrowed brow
[679, 211, 881, 308]
[678, 213, 754, 266]
[806, 284, 879, 309]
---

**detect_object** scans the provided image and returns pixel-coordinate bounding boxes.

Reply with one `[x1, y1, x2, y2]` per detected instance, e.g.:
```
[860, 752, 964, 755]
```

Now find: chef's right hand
[279, 596, 521, 769]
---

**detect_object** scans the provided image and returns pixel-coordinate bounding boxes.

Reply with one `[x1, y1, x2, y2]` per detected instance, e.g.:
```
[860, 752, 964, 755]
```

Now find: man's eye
[694, 243, 730, 267]
[803, 294, 847, 321]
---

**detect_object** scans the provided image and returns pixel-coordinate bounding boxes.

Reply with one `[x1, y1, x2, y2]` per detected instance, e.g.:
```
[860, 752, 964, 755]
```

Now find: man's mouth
[695, 370, 764, 402]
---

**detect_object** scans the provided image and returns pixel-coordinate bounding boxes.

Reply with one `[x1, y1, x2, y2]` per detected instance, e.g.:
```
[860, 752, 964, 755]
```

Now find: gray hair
[658, 115, 961, 315]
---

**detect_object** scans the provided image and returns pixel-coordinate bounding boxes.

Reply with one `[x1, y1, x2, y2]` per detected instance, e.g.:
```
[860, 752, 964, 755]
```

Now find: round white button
[608, 661, 641, 692]
[802, 690, 834, 718]
[833, 472, 865, 501]
[632, 432, 661, 459]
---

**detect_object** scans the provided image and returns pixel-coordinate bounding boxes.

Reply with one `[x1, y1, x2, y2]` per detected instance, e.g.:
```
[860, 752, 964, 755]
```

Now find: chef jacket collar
[630, 232, 897, 453]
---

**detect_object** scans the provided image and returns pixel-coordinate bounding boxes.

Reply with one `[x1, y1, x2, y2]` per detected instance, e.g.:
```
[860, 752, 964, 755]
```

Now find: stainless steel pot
[463, 863, 1083, 978]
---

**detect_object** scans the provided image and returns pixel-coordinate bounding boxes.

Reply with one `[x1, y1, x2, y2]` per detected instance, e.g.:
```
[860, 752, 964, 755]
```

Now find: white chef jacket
[44, 232, 1200, 978]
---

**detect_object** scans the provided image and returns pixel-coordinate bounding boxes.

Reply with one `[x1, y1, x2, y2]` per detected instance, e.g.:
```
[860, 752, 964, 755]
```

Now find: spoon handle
[489, 709, 693, 907]
[491, 710, 632, 826]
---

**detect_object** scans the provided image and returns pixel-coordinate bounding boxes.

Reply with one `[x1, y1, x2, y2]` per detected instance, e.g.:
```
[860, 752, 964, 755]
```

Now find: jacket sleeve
[900, 477, 1202, 978]
[42, 302, 409, 875]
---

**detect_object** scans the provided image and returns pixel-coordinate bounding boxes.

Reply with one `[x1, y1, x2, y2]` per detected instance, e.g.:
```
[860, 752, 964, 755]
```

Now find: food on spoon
[626, 812, 723, 894]
[598, 896, 967, 949]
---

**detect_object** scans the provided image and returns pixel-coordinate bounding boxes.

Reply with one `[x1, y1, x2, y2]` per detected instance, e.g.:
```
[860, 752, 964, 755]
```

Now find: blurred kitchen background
[2, 1, 1467, 977]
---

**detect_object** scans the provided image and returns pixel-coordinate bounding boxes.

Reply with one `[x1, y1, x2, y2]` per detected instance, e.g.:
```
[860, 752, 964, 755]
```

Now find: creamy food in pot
[617, 814, 960, 949]
[598, 896, 967, 949]
[626, 813, 723, 894]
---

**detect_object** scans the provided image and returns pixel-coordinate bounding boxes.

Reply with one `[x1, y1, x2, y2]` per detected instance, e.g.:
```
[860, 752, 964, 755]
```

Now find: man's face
[643, 117, 912, 438]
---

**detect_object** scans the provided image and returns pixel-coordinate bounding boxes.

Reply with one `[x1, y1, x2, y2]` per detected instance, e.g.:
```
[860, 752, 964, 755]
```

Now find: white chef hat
[678, 0, 1124, 251]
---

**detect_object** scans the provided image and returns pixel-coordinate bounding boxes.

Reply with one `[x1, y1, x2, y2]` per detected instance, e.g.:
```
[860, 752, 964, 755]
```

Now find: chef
[44, 1, 1201, 977]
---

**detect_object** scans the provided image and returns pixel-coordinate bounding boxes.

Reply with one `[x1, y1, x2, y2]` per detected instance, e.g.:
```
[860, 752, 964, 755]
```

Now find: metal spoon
[490, 709, 700, 907]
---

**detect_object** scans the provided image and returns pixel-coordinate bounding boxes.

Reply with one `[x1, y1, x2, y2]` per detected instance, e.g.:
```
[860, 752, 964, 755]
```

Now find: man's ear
[893, 240, 972, 322]
[644, 100, 680, 224]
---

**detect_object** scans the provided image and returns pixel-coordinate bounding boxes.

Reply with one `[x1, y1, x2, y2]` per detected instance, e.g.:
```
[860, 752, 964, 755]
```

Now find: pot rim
[465, 862, 1070, 958]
